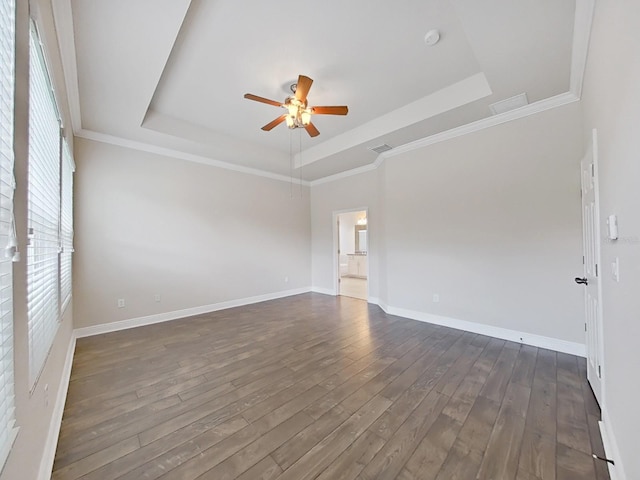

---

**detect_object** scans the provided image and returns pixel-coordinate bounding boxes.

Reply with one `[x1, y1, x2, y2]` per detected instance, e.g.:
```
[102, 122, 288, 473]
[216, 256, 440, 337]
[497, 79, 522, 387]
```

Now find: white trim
[51, 0, 593, 186]
[309, 163, 379, 186]
[295, 73, 492, 168]
[381, 305, 586, 357]
[570, 0, 596, 98]
[37, 332, 76, 480]
[75, 287, 311, 338]
[72, 291, 585, 355]
[381, 92, 579, 160]
[62, 90, 582, 193]
[600, 414, 627, 480]
[75, 129, 311, 186]
[311, 287, 335, 296]
[51, 0, 82, 134]
[309, 92, 579, 187]
[581, 128, 605, 405]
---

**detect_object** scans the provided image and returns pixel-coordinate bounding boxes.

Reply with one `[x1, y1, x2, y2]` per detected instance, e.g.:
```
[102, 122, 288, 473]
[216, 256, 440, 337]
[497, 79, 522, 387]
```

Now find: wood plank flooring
[53, 293, 610, 480]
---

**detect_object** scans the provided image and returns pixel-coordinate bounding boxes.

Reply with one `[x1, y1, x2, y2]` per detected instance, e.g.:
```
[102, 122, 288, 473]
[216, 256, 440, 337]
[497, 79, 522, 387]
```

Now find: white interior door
[578, 129, 604, 405]
[337, 217, 343, 296]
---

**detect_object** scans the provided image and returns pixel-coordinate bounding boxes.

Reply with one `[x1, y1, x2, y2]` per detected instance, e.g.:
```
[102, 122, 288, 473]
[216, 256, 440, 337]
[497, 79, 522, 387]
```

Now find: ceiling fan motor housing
[244, 74, 348, 137]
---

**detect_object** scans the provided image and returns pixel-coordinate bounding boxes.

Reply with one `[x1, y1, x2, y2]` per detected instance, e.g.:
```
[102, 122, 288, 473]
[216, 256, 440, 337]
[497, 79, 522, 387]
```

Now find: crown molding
[570, 0, 596, 99]
[309, 162, 379, 187]
[57, 1, 593, 185]
[295, 73, 492, 169]
[76, 129, 311, 186]
[382, 91, 579, 160]
[310, 0, 593, 185]
[311, 91, 579, 186]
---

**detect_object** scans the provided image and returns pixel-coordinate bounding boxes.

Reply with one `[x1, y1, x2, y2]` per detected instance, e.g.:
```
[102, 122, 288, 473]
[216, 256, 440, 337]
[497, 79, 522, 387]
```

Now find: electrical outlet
[154, 294, 161, 302]
[284, 276, 289, 283]
[117, 298, 125, 308]
[432, 294, 440, 303]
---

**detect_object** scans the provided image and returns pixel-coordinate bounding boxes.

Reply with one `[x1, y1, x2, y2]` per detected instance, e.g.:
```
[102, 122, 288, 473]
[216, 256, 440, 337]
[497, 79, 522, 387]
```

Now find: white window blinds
[60, 140, 73, 311]
[27, 23, 61, 388]
[0, 0, 18, 469]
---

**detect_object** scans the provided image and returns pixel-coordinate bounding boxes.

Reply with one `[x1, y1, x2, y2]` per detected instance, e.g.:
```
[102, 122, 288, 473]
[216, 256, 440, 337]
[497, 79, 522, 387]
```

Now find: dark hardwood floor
[53, 293, 610, 480]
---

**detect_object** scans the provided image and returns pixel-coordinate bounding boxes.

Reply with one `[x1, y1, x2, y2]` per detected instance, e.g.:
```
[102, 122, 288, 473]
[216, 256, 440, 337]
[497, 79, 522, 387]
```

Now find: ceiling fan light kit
[244, 74, 348, 138]
[284, 95, 312, 129]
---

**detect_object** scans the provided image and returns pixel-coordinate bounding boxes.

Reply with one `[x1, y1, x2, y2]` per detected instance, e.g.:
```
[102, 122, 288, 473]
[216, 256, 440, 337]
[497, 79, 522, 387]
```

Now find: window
[0, 0, 18, 469]
[60, 140, 74, 311]
[27, 23, 62, 388]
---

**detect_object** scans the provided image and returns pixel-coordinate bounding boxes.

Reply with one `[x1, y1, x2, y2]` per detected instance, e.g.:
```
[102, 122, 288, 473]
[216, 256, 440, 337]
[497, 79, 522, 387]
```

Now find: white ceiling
[55, 0, 583, 182]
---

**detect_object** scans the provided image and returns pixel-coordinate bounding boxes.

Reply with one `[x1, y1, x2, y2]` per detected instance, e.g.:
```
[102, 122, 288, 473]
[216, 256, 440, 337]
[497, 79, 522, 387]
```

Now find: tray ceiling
[55, 0, 584, 182]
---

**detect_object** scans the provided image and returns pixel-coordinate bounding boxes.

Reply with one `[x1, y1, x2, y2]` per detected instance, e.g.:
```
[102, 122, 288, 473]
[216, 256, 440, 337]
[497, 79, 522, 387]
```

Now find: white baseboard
[600, 413, 627, 480]
[381, 305, 586, 357]
[38, 332, 76, 480]
[310, 286, 335, 296]
[75, 289, 587, 355]
[75, 287, 312, 338]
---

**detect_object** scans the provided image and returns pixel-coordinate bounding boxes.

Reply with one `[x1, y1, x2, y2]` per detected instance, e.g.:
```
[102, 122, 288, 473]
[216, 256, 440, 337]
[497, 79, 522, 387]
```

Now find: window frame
[0, 0, 19, 470]
[26, 19, 73, 390]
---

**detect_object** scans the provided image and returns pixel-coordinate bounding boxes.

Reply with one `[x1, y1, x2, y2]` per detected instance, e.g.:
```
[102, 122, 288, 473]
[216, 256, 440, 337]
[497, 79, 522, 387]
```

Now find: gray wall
[581, 1, 640, 477]
[10, 2, 639, 478]
[383, 103, 584, 342]
[312, 102, 585, 345]
[73, 138, 312, 329]
[1, 1, 76, 479]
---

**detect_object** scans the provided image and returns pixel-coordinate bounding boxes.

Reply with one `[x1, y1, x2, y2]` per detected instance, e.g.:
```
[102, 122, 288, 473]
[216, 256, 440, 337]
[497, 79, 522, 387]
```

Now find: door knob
[574, 277, 588, 285]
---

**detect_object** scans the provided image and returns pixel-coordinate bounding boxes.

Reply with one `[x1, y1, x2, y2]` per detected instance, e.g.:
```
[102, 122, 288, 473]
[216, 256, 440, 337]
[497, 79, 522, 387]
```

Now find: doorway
[336, 210, 368, 300]
[577, 129, 604, 406]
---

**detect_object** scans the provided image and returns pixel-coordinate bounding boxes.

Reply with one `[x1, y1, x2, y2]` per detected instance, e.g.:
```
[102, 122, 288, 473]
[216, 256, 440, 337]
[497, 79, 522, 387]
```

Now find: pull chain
[289, 129, 294, 199]
[299, 129, 303, 197]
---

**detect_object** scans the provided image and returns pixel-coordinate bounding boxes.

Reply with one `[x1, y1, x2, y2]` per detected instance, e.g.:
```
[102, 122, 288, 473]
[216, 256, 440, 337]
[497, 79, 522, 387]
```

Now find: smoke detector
[424, 30, 441, 46]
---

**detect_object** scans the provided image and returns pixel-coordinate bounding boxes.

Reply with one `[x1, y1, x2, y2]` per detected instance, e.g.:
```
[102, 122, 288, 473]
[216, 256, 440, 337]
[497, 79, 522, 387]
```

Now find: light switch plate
[607, 214, 618, 240]
[611, 257, 620, 282]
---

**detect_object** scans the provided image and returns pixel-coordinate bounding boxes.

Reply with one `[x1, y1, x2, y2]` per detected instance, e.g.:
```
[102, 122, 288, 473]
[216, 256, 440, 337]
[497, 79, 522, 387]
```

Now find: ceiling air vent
[489, 93, 529, 115]
[368, 143, 393, 154]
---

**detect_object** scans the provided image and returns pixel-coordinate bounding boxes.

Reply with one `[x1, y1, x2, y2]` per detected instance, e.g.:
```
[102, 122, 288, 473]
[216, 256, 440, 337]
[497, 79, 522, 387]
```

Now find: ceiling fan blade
[244, 93, 283, 107]
[311, 106, 349, 116]
[262, 114, 287, 131]
[295, 75, 313, 102]
[304, 122, 320, 137]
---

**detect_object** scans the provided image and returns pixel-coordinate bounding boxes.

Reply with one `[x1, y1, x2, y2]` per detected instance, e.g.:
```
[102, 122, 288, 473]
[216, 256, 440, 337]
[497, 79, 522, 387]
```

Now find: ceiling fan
[244, 75, 348, 137]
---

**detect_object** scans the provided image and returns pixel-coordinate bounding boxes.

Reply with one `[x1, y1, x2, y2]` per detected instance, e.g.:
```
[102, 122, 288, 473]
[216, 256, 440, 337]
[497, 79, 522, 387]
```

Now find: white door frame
[333, 207, 369, 299]
[579, 128, 605, 406]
